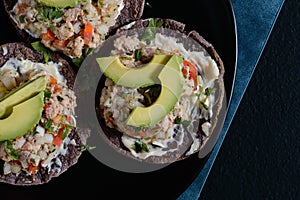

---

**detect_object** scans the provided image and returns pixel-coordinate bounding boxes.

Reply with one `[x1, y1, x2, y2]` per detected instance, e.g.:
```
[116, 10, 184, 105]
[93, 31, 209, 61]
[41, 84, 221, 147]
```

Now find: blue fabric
[178, 0, 285, 199]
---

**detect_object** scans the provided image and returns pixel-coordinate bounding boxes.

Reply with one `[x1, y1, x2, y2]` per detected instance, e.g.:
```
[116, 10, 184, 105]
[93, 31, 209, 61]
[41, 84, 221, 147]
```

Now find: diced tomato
[83, 23, 93, 45]
[53, 84, 62, 93]
[52, 39, 68, 50]
[27, 164, 38, 174]
[43, 103, 52, 119]
[53, 125, 65, 146]
[182, 67, 188, 77]
[43, 103, 50, 112]
[66, 116, 72, 123]
[42, 29, 55, 41]
[49, 75, 57, 85]
[17, 3, 28, 13]
[182, 60, 198, 90]
[139, 131, 145, 137]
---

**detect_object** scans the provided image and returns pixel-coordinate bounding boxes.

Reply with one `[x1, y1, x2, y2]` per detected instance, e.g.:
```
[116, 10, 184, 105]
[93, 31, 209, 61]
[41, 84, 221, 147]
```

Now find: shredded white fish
[99, 33, 219, 159]
[0, 58, 77, 175]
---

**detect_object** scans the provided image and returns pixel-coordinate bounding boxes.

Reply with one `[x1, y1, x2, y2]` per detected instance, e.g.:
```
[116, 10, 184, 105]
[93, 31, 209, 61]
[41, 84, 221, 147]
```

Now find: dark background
[0, 0, 299, 199]
[200, 0, 299, 199]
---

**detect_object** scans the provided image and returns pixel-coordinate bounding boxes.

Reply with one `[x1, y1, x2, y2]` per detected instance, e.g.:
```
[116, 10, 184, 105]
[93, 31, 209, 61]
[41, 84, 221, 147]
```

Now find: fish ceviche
[0, 57, 77, 177]
[9, 0, 125, 59]
[98, 25, 223, 162]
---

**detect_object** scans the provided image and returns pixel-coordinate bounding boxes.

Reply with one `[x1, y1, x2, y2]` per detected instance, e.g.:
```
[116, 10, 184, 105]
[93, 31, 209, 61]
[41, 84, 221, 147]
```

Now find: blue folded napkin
[178, 0, 285, 199]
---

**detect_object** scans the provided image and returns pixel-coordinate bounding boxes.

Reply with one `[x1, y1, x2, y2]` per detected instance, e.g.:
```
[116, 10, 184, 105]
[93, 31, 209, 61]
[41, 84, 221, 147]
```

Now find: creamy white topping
[0, 57, 77, 176]
[10, 0, 125, 58]
[100, 31, 220, 159]
[154, 33, 219, 84]
[1, 58, 65, 84]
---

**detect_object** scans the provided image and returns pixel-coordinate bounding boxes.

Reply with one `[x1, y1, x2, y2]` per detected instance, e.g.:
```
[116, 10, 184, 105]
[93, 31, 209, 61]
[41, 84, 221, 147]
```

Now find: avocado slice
[0, 91, 45, 141]
[36, 0, 82, 8]
[0, 76, 47, 119]
[96, 54, 171, 88]
[126, 54, 184, 127]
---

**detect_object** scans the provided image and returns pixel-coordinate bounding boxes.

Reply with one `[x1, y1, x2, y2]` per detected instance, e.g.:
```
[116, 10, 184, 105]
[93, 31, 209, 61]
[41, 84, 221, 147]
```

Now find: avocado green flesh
[36, 0, 81, 8]
[0, 92, 45, 141]
[126, 54, 184, 127]
[126, 86, 177, 127]
[0, 76, 47, 119]
[158, 56, 184, 100]
[96, 54, 171, 88]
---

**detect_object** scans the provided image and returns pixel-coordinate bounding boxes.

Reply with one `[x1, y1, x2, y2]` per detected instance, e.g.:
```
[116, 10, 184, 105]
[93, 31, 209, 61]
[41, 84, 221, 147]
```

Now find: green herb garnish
[31, 41, 51, 64]
[80, 144, 96, 152]
[134, 49, 142, 61]
[174, 117, 182, 124]
[36, 6, 63, 22]
[5, 140, 19, 160]
[200, 101, 209, 110]
[132, 139, 149, 153]
[44, 89, 52, 100]
[19, 15, 25, 23]
[72, 56, 84, 67]
[138, 84, 161, 106]
[61, 127, 68, 140]
[141, 18, 163, 44]
[32, 130, 40, 135]
[174, 117, 191, 129]
[204, 87, 216, 96]
[72, 48, 94, 67]
[57, 96, 64, 102]
[44, 119, 53, 131]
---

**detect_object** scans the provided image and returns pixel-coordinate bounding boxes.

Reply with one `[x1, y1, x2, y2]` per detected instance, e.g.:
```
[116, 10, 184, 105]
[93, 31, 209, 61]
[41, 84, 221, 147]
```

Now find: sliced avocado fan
[97, 54, 184, 127]
[96, 54, 171, 88]
[126, 54, 184, 127]
[36, 0, 82, 8]
[0, 76, 47, 119]
[0, 75, 47, 141]
[0, 91, 45, 141]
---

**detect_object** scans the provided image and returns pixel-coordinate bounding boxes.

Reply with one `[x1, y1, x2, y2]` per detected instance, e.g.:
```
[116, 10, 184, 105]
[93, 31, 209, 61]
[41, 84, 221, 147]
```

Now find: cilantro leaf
[204, 87, 216, 96]
[134, 49, 142, 61]
[132, 139, 149, 153]
[5, 140, 19, 160]
[141, 18, 163, 44]
[72, 48, 94, 67]
[31, 41, 51, 63]
[37, 6, 63, 22]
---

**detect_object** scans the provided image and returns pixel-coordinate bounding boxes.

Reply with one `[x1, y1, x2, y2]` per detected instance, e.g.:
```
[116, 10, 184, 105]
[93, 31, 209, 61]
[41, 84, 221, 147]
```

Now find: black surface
[3, 0, 298, 199]
[200, 0, 300, 199]
[0, 0, 236, 199]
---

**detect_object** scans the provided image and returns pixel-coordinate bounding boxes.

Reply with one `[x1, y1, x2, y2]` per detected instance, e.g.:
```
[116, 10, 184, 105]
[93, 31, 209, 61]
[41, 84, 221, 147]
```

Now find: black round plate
[0, 0, 236, 199]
